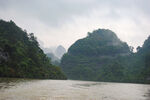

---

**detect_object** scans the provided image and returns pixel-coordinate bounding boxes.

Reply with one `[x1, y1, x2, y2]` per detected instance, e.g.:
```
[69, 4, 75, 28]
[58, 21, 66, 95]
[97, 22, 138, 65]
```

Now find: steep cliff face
[61, 29, 131, 81]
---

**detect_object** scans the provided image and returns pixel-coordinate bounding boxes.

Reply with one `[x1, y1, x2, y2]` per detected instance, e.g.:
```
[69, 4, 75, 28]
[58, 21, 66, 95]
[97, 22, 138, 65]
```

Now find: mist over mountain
[46, 53, 60, 66]
[55, 45, 66, 59]
[46, 53, 59, 62]
[42, 45, 66, 58]
[0, 19, 149, 83]
[41, 45, 66, 65]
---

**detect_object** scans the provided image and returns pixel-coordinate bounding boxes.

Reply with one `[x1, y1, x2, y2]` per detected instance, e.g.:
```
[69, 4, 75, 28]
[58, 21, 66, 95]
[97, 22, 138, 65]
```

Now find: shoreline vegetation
[0, 19, 150, 84]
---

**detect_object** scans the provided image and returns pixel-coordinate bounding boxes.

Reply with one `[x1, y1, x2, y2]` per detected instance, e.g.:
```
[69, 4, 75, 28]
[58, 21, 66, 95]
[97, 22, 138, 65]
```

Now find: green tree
[0, 19, 67, 79]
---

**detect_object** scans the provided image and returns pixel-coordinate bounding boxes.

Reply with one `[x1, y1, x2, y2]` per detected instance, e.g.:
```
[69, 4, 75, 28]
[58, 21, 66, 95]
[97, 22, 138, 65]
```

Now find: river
[0, 78, 150, 100]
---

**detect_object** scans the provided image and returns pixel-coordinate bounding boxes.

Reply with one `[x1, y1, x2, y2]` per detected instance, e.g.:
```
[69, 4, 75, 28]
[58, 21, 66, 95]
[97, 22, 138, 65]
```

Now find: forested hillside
[136, 36, 150, 82]
[0, 20, 66, 79]
[61, 29, 150, 83]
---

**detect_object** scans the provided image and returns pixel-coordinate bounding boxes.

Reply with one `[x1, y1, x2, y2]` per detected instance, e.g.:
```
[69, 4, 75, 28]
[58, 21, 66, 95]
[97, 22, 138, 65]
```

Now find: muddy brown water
[0, 78, 150, 100]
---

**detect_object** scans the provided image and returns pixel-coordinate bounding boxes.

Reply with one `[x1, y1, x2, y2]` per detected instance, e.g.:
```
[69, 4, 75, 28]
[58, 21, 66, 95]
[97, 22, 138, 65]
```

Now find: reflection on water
[0, 78, 150, 100]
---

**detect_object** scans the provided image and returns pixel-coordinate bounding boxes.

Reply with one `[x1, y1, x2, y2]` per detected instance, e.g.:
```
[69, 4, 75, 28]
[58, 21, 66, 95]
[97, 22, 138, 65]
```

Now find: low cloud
[0, 0, 150, 50]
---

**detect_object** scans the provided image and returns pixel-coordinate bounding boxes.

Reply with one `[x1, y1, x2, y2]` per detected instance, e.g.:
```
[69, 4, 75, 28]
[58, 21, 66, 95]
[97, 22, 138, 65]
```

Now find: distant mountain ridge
[42, 45, 66, 65]
[42, 45, 66, 59]
[55, 45, 66, 59]
[46, 52, 60, 66]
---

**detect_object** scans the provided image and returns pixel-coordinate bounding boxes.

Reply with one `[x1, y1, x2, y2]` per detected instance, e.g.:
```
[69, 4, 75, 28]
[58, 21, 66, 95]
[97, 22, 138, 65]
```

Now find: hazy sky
[0, 0, 150, 50]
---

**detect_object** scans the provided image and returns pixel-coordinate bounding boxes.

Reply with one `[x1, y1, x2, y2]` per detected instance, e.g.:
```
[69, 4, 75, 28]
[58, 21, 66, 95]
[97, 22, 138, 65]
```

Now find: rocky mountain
[61, 28, 150, 83]
[55, 45, 66, 59]
[42, 45, 66, 59]
[46, 52, 60, 66]
[61, 29, 131, 81]
[42, 45, 66, 65]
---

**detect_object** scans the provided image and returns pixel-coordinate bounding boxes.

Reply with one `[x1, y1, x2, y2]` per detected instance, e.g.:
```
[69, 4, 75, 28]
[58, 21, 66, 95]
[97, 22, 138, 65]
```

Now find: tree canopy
[0, 20, 66, 79]
[61, 29, 150, 83]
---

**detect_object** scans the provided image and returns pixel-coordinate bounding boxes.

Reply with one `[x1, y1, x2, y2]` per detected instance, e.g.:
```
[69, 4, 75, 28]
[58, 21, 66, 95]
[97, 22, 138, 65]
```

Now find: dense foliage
[0, 20, 66, 79]
[136, 36, 150, 82]
[61, 29, 150, 83]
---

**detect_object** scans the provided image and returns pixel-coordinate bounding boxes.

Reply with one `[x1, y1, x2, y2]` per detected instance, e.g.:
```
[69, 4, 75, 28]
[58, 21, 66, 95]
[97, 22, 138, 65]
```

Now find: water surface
[0, 78, 150, 100]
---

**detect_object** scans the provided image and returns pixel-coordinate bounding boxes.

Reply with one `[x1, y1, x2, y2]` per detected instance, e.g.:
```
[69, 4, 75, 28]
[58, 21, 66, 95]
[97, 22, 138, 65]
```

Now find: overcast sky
[0, 0, 150, 51]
